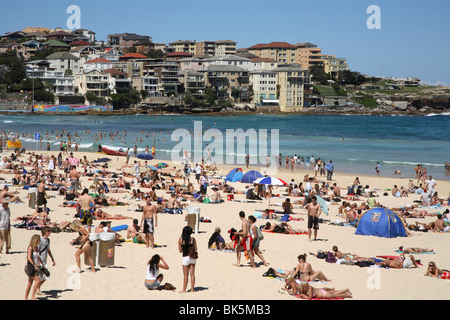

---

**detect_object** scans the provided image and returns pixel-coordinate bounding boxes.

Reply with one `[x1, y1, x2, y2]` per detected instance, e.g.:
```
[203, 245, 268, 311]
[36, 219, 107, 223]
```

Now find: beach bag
[188, 239, 198, 259]
[317, 251, 327, 259]
[256, 226, 264, 241]
[326, 251, 336, 263]
[25, 261, 36, 277]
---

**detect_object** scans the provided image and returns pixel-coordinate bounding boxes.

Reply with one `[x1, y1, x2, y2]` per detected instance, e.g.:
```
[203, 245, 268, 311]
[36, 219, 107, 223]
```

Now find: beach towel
[393, 249, 435, 254]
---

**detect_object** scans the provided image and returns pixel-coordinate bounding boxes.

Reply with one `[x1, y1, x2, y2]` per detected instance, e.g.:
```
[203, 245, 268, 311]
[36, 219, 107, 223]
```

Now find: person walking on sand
[234, 211, 256, 268]
[375, 162, 381, 176]
[70, 221, 96, 273]
[35, 226, 55, 295]
[24, 234, 45, 300]
[68, 165, 81, 197]
[141, 197, 158, 248]
[306, 196, 322, 241]
[178, 226, 197, 293]
[0, 199, 11, 254]
[248, 215, 268, 266]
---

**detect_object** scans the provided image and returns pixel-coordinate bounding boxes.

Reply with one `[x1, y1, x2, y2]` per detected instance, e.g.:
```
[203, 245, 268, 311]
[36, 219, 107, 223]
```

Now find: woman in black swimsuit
[70, 221, 96, 273]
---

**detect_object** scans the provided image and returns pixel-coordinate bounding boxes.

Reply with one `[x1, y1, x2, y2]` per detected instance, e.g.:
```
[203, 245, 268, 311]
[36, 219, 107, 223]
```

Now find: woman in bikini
[297, 282, 352, 299]
[399, 246, 434, 254]
[70, 221, 96, 273]
[424, 261, 450, 279]
[294, 254, 331, 282]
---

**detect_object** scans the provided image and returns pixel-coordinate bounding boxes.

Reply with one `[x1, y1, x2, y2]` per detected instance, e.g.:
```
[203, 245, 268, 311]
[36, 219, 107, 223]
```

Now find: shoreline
[0, 109, 449, 117]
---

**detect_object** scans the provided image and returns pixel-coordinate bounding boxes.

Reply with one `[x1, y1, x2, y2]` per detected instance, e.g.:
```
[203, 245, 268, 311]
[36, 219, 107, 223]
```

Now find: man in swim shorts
[306, 196, 321, 241]
[140, 197, 157, 248]
[76, 188, 95, 232]
[234, 211, 256, 268]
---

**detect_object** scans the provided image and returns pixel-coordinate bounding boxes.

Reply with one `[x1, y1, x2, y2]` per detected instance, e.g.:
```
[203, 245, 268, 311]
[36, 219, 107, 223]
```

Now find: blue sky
[2, 0, 450, 85]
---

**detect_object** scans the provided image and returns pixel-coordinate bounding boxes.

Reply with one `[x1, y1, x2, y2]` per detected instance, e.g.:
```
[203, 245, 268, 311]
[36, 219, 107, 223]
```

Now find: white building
[26, 60, 75, 95]
[46, 52, 80, 75]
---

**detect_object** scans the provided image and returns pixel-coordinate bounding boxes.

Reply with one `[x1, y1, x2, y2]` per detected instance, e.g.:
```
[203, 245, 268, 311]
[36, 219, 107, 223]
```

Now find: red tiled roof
[167, 51, 192, 57]
[120, 52, 147, 59]
[249, 42, 296, 49]
[85, 58, 112, 64]
[104, 68, 127, 76]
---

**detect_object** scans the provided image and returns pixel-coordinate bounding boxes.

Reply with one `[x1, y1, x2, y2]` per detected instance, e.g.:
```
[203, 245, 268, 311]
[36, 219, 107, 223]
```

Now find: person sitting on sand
[0, 185, 24, 203]
[207, 226, 226, 250]
[127, 219, 146, 244]
[276, 253, 331, 282]
[211, 187, 222, 204]
[282, 198, 294, 214]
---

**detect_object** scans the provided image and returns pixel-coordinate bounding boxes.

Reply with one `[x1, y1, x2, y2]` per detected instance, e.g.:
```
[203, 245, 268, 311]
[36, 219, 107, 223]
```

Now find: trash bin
[28, 188, 37, 209]
[187, 207, 200, 234]
[98, 232, 116, 267]
[84, 233, 99, 266]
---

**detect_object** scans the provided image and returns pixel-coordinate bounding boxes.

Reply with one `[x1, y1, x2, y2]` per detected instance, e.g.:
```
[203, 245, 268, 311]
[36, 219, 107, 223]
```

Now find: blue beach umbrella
[137, 153, 154, 160]
[146, 165, 158, 170]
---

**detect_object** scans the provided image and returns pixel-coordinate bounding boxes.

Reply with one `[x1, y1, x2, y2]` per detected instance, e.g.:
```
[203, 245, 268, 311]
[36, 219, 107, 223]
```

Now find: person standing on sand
[248, 215, 268, 266]
[152, 145, 156, 159]
[178, 226, 197, 293]
[306, 196, 321, 241]
[76, 188, 95, 233]
[0, 199, 11, 254]
[68, 165, 80, 197]
[141, 197, 158, 249]
[234, 211, 256, 268]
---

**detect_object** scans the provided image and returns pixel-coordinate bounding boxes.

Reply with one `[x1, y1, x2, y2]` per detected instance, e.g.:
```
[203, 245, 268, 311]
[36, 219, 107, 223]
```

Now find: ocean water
[1, 113, 449, 180]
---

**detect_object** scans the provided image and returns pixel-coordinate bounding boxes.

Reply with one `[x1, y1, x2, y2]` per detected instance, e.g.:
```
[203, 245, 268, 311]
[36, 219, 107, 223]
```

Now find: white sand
[0, 150, 449, 300]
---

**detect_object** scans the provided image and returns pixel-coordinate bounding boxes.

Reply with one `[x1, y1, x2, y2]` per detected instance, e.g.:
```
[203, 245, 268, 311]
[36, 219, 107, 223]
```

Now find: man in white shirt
[427, 176, 436, 192]
[194, 164, 202, 184]
[134, 160, 140, 180]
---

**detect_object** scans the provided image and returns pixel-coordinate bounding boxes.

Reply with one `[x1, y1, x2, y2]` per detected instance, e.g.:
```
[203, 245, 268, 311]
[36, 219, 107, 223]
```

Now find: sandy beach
[0, 149, 449, 301]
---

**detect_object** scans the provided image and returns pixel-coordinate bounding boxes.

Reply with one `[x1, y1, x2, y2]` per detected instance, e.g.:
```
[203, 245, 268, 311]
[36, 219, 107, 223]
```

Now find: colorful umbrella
[146, 165, 158, 170]
[156, 163, 169, 169]
[253, 176, 287, 186]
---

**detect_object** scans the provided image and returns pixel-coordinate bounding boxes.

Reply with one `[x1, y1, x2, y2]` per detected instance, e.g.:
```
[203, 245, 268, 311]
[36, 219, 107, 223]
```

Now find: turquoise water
[1, 113, 449, 180]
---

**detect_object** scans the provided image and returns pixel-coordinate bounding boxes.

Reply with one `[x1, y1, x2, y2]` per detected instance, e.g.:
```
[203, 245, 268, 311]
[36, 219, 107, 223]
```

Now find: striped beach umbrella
[253, 176, 287, 186]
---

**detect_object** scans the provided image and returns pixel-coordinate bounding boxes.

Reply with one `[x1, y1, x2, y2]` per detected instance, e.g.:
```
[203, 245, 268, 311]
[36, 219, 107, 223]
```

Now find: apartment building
[214, 40, 237, 56]
[74, 69, 110, 98]
[272, 64, 310, 112]
[249, 70, 278, 105]
[178, 70, 206, 97]
[104, 68, 131, 94]
[295, 42, 323, 70]
[322, 55, 349, 77]
[195, 41, 216, 56]
[26, 60, 75, 96]
[83, 58, 114, 71]
[169, 40, 197, 55]
[203, 65, 250, 101]
[204, 55, 253, 70]
[45, 30, 75, 44]
[250, 57, 278, 71]
[107, 33, 152, 47]
[46, 52, 81, 74]
[248, 42, 297, 64]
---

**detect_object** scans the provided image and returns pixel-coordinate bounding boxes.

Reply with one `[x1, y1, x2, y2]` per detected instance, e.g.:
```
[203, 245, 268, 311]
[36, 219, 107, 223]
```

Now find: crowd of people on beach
[0, 131, 449, 300]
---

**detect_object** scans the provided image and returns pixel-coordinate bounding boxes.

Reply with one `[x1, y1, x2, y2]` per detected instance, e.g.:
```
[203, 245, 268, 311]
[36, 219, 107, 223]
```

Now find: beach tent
[225, 168, 244, 182]
[355, 207, 407, 238]
[241, 170, 263, 183]
[316, 195, 329, 216]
